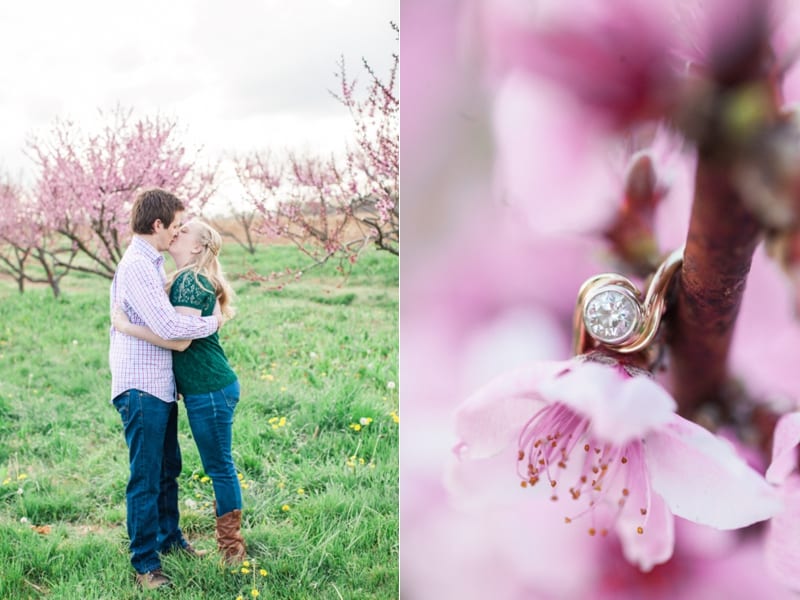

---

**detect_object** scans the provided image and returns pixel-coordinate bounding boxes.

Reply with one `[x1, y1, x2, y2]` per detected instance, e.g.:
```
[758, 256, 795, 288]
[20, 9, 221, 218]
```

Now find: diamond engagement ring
[573, 247, 684, 355]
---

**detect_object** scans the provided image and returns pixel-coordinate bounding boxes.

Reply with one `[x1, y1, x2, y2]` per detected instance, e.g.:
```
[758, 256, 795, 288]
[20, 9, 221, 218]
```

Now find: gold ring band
[573, 247, 684, 355]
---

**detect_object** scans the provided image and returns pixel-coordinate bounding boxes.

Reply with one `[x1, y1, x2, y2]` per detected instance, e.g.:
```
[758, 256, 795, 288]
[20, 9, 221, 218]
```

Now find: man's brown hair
[130, 188, 185, 234]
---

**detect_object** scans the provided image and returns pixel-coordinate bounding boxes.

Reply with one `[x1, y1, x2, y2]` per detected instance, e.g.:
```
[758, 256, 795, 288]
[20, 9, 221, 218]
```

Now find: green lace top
[169, 270, 237, 396]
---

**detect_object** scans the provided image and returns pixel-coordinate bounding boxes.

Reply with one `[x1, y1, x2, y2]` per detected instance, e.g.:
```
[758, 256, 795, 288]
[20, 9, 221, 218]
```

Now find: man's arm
[111, 307, 191, 351]
[123, 260, 218, 340]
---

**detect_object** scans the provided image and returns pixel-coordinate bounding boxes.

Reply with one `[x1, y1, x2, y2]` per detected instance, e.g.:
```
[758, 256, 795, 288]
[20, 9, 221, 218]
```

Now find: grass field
[0, 243, 399, 599]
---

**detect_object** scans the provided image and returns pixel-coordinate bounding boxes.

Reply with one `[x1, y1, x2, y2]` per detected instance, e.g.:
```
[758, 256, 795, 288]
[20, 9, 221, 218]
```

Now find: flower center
[517, 403, 649, 536]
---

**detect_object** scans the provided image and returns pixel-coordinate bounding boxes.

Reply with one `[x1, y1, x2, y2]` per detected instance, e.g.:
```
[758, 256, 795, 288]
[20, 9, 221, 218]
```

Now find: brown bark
[668, 163, 762, 414]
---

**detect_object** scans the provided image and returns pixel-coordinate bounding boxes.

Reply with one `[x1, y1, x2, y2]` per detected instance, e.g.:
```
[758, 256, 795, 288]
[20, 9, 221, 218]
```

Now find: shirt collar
[131, 235, 165, 267]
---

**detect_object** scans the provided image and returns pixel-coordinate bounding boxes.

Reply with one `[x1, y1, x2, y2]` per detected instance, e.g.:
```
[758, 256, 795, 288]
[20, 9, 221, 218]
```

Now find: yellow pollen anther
[584, 444, 590, 452]
[564, 517, 572, 524]
[600, 529, 608, 537]
[557, 461, 567, 468]
[529, 477, 539, 485]
[518, 451, 524, 461]
[550, 495, 558, 502]
[580, 476, 588, 483]
[520, 481, 528, 488]
[550, 480, 557, 488]
[592, 467, 599, 474]
[637, 527, 644, 535]
[539, 459, 545, 466]
[621, 457, 628, 464]
[622, 488, 630, 497]
[588, 528, 596, 536]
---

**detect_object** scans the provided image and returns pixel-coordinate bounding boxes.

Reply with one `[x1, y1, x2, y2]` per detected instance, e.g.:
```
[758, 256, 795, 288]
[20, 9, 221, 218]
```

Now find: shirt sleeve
[123, 259, 218, 340]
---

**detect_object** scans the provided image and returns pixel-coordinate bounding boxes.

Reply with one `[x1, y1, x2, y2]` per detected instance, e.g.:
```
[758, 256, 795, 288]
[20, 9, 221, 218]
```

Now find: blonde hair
[167, 219, 236, 319]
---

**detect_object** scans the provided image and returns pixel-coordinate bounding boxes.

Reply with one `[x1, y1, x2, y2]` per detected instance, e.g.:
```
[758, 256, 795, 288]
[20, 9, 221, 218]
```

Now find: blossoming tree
[28, 107, 216, 280]
[0, 177, 78, 297]
[402, 0, 800, 596]
[233, 25, 399, 271]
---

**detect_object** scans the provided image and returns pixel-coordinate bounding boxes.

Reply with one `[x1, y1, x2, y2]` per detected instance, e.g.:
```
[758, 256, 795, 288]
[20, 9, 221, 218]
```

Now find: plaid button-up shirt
[109, 236, 219, 403]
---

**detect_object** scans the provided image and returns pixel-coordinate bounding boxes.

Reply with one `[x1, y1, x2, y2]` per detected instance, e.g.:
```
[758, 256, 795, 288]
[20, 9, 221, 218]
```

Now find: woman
[113, 218, 246, 564]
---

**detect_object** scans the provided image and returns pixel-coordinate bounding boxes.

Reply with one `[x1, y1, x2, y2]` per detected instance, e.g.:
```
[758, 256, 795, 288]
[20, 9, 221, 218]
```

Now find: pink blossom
[765, 411, 800, 591]
[482, 0, 681, 129]
[731, 244, 800, 404]
[450, 358, 780, 571]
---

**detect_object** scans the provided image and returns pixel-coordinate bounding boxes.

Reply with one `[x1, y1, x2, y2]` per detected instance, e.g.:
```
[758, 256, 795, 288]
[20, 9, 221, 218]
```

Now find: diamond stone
[583, 286, 641, 345]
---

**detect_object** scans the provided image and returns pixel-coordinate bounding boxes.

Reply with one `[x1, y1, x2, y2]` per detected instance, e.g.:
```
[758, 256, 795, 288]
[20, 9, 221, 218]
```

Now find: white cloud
[0, 0, 398, 179]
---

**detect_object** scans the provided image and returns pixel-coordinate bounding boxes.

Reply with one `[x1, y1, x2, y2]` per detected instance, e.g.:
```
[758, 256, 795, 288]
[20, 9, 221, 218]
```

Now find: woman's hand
[111, 306, 131, 334]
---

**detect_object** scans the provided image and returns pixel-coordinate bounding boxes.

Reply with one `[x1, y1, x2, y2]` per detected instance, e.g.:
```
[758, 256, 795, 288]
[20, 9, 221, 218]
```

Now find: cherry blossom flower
[764, 411, 800, 591]
[450, 358, 780, 571]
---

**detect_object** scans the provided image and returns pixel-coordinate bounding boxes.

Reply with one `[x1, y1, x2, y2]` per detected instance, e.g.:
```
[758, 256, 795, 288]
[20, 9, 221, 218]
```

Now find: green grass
[0, 243, 398, 599]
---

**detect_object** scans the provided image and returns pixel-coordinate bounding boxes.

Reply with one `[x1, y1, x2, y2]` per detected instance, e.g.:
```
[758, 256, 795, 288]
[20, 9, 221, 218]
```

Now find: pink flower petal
[766, 411, 800, 485]
[454, 360, 568, 459]
[765, 474, 800, 592]
[539, 362, 676, 444]
[646, 417, 780, 529]
[616, 486, 675, 572]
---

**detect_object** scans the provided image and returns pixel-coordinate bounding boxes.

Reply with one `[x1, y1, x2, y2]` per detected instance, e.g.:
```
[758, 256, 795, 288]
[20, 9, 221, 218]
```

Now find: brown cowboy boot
[216, 509, 246, 564]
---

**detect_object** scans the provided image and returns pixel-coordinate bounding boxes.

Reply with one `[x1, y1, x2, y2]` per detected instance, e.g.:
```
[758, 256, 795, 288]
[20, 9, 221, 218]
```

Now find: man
[109, 188, 219, 590]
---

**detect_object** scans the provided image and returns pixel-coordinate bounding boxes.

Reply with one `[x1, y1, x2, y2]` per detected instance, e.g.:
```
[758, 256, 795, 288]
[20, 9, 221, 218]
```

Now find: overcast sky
[0, 0, 398, 183]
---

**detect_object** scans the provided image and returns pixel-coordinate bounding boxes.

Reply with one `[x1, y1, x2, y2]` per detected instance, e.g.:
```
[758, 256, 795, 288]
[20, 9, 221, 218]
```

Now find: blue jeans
[113, 390, 188, 574]
[183, 380, 242, 516]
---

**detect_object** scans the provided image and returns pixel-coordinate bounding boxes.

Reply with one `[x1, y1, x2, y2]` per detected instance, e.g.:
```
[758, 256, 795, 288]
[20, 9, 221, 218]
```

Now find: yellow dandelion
[200, 476, 211, 483]
[237, 473, 244, 481]
[277, 481, 286, 489]
[349, 423, 361, 431]
[241, 567, 251, 574]
[241, 483, 250, 490]
[280, 386, 287, 392]
[17, 474, 28, 480]
[359, 458, 365, 465]
[243, 560, 251, 568]
[265, 374, 275, 381]
[297, 488, 305, 495]
[281, 504, 290, 512]
[2, 478, 10, 485]
[236, 596, 244, 600]
[192, 474, 200, 480]
[251, 590, 260, 598]
[278, 417, 287, 427]
[260, 569, 268, 577]
[268, 417, 279, 425]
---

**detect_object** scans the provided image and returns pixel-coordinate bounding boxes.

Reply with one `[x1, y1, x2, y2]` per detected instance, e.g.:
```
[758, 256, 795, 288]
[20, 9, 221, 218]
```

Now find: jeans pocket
[112, 392, 131, 426]
[222, 380, 240, 410]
